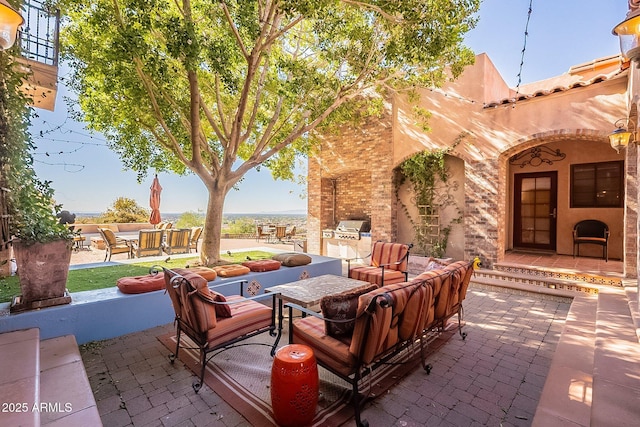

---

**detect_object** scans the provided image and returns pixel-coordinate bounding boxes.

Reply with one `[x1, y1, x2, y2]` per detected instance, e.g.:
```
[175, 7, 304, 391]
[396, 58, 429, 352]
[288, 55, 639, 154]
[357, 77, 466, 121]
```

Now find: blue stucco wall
[0, 254, 341, 344]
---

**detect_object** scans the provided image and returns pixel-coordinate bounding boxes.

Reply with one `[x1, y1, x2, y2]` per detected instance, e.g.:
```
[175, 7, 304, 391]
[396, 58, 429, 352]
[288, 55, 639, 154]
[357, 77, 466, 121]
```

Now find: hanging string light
[514, 0, 534, 107]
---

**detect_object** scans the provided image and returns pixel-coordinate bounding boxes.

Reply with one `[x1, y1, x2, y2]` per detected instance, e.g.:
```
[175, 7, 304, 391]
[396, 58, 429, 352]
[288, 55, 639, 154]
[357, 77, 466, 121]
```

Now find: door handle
[550, 208, 557, 219]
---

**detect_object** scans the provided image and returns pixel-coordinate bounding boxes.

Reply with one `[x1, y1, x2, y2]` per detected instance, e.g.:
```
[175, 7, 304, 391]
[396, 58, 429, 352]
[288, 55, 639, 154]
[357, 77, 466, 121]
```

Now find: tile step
[0, 328, 41, 427]
[473, 268, 602, 296]
[40, 335, 101, 426]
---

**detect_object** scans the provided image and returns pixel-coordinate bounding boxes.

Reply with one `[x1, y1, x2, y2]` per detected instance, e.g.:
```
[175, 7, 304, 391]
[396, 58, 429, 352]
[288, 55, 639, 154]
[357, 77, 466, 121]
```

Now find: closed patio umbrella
[149, 175, 162, 226]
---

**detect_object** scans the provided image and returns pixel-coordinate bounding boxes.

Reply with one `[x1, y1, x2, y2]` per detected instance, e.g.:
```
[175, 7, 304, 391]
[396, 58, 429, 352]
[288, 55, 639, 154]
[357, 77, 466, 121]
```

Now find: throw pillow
[423, 257, 452, 271]
[181, 270, 232, 319]
[320, 283, 379, 337]
[272, 252, 312, 267]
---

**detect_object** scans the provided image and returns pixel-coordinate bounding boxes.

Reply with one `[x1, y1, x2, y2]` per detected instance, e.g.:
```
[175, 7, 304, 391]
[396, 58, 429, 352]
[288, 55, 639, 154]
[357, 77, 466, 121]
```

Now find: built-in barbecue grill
[332, 220, 370, 240]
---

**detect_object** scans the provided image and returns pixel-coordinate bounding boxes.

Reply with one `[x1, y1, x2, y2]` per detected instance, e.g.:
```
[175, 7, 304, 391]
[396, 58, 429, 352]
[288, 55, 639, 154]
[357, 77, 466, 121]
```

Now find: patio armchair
[573, 220, 609, 262]
[274, 225, 287, 243]
[98, 228, 131, 262]
[347, 241, 413, 286]
[163, 228, 191, 255]
[285, 225, 297, 241]
[189, 226, 203, 252]
[256, 224, 272, 242]
[131, 229, 164, 258]
[161, 267, 277, 393]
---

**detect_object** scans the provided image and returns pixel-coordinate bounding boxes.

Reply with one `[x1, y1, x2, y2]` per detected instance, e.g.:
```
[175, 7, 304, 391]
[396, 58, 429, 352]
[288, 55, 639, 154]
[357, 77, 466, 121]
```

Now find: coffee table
[265, 274, 370, 353]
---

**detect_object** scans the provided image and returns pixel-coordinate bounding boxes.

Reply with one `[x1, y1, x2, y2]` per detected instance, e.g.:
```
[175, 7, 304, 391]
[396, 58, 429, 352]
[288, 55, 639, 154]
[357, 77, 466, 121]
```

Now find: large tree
[59, 0, 479, 264]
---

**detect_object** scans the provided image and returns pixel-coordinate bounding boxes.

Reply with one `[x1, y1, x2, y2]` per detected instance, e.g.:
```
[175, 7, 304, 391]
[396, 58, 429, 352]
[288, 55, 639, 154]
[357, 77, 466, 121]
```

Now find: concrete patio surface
[80, 284, 571, 427]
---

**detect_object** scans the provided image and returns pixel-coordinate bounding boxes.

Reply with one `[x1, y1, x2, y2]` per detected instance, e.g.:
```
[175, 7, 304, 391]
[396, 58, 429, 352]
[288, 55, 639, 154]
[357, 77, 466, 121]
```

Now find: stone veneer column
[464, 159, 500, 268]
[625, 141, 638, 278]
[369, 167, 395, 243]
[307, 157, 322, 255]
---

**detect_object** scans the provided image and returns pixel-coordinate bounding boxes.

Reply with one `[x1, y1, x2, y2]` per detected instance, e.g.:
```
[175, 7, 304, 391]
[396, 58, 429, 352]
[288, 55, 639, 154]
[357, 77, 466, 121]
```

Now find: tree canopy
[58, 0, 479, 263]
[98, 197, 150, 223]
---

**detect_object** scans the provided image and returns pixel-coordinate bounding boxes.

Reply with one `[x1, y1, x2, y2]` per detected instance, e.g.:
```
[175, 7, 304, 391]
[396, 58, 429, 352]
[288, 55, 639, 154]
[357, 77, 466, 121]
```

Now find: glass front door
[514, 172, 557, 250]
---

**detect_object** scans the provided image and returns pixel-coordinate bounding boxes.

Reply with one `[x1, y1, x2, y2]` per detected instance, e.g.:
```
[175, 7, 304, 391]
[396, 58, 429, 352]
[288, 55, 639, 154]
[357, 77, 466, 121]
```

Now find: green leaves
[0, 47, 72, 244]
[58, 0, 479, 259]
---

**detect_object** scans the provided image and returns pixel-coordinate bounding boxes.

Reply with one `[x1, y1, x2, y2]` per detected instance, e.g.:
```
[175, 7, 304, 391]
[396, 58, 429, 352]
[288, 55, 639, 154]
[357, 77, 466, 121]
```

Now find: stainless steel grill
[333, 220, 370, 240]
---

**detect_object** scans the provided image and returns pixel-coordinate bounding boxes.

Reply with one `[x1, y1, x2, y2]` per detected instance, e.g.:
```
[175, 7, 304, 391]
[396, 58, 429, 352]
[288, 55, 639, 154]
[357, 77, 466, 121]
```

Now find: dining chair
[274, 225, 287, 243]
[256, 224, 272, 242]
[189, 226, 203, 252]
[163, 229, 191, 255]
[132, 229, 164, 258]
[98, 228, 131, 261]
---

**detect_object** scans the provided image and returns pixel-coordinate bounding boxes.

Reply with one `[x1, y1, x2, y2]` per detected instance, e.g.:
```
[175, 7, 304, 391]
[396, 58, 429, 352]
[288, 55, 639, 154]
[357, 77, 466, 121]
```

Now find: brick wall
[308, 109, 394, 254]
[464, 159, 500, 268]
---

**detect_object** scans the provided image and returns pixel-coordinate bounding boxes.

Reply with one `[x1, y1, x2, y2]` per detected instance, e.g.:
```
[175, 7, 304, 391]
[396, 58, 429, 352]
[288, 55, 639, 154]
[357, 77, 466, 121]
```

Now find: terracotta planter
[13, 239, 72, 302]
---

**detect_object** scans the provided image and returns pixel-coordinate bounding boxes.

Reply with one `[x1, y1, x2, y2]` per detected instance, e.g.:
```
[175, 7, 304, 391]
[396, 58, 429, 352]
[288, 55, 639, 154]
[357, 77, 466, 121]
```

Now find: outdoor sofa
[286, 260, 474, 427]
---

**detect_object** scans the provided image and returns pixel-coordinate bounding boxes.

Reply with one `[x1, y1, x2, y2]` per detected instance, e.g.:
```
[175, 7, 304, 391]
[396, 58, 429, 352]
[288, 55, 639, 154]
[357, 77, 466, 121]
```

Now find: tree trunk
[200, 183, 227, 265]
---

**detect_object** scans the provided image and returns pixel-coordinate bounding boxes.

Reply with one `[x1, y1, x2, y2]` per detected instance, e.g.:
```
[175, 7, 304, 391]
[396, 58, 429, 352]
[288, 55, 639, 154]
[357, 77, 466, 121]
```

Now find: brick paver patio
[80, 285, 571, 427]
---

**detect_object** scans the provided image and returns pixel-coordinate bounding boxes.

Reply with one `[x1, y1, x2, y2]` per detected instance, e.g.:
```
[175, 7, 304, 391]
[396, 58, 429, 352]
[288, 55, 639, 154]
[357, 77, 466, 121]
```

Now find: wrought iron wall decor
[509, 146, 566, 168]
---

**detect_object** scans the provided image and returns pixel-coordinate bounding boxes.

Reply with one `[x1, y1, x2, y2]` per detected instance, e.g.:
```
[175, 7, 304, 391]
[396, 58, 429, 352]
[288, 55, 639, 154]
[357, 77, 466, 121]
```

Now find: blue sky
[30, 0, 628, 215]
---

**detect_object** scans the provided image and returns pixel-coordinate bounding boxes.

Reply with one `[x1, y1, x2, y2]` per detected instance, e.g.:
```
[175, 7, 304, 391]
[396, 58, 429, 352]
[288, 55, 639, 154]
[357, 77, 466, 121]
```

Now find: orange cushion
[214, 264, 251, 277]
[186, 266, 217, 281]
[117, 274, 165, 294]
[242, 259, 281, 272]
[349, 267, 405, 286]
[205, 296, 273, 349]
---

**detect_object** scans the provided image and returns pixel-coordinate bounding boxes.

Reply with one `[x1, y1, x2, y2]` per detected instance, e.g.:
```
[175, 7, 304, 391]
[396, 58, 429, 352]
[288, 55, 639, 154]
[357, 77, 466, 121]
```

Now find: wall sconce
[0, 0, 23, 50]
[609, 118, 635, 153]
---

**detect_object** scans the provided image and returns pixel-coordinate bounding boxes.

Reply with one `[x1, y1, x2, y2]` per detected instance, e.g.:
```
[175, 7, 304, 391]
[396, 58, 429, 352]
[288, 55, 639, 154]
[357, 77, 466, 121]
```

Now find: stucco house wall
[309, 52, 634, 276]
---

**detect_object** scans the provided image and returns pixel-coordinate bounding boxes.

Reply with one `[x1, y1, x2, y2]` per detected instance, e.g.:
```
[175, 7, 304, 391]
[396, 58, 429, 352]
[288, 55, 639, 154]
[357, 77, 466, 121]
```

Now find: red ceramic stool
[271, 344, 319, 427]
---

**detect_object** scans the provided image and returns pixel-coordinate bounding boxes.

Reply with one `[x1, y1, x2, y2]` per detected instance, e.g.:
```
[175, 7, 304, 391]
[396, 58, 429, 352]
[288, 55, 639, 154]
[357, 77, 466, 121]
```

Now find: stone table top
[265, 274, 370, 308]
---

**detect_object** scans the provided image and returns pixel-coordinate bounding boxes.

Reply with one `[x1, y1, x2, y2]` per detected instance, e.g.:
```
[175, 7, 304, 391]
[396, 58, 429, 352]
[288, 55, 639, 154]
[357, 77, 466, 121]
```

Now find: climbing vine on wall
[394, 136, 466, 257]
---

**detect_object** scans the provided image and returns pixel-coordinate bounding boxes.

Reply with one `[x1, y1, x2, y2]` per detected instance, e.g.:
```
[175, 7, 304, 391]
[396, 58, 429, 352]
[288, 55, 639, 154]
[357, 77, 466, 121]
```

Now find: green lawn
[0, 251, 275, 304]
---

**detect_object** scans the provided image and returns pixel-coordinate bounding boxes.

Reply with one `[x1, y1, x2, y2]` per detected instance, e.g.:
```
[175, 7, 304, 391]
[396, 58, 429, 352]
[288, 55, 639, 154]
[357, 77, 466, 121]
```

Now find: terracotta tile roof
[483, 55, 628, 108]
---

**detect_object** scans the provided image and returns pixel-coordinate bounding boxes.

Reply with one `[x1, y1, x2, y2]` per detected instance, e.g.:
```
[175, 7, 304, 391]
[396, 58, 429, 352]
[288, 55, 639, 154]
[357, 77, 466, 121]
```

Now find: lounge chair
[163, 229, 191, 255]
[131, 229, 164, 258]
[98, 228, 131, 261]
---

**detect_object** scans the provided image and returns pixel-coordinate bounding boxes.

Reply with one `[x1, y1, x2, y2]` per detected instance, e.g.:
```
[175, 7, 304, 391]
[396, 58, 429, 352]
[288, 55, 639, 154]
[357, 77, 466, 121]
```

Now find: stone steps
[0, 329, 101, 426]
[531, 285, 640, 426]
[473, 262, 623, 296]
[494, 262, 623, 288]
[591, 288, 640, 427]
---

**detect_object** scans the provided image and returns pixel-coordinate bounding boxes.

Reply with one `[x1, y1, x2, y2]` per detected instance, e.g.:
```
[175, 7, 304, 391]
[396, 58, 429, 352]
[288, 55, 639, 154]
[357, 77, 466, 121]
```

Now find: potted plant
[0, 47, 73, 310]
[10, 193, 74, 309]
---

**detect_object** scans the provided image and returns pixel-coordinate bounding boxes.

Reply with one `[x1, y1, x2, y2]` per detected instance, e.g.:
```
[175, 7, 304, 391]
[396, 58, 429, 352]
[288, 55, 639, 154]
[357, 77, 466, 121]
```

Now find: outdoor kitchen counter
[322, 235, 371, 260]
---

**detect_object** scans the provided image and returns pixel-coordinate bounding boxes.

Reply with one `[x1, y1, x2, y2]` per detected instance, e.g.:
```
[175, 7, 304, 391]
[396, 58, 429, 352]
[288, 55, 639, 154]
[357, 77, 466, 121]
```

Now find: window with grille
[570, 161, 623, 208]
